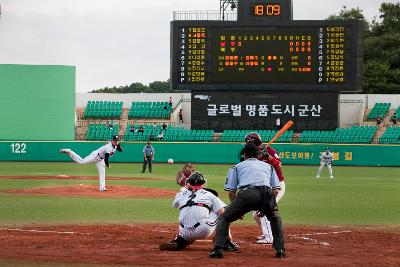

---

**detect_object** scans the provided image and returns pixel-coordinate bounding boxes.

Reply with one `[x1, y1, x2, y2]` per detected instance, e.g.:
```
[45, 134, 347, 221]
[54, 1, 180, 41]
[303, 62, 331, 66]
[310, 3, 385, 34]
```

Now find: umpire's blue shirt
[143, 146, 154, 157]
[224, 158, 281, 192]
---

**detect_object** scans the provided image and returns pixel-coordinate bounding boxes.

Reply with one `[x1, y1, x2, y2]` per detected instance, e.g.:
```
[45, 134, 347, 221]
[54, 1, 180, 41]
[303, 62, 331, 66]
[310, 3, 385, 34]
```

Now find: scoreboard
[191, 90, 339, 131]
[171, 21, 362, 91]
[171, 0, 363, 91]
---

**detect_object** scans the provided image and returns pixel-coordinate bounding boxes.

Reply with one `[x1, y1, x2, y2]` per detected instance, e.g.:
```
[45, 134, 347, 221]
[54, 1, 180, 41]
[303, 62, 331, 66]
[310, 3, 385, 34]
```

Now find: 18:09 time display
[253, 4, 281, 16]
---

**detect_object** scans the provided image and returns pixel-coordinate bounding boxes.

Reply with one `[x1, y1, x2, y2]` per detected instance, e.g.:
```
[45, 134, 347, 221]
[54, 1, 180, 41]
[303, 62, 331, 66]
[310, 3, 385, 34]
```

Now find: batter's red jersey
[260, 146, 285, 182]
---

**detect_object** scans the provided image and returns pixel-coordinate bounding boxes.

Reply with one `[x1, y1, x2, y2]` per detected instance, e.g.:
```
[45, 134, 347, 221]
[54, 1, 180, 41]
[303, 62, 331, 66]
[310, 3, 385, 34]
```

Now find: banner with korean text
[191, 90, 338, 131]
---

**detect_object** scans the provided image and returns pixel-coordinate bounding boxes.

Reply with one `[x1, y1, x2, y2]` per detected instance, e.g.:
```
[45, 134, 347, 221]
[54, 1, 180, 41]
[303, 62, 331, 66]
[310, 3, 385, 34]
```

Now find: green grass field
[0, 162, 399, 226]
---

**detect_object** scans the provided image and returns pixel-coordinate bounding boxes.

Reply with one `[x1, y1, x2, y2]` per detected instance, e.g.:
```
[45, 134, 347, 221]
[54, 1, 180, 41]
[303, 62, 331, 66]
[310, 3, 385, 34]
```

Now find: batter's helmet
[244, 132, 262, 146]
[187, 171, 206, 187]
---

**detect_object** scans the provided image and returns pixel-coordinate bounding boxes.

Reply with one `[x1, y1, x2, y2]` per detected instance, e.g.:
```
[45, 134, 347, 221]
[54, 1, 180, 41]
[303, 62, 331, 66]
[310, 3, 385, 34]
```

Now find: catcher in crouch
[159, 171, 238, 251]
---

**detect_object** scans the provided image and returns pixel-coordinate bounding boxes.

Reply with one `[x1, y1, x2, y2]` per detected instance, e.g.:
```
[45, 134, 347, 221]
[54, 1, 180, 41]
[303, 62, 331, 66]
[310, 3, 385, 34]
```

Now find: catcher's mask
[244, 132, 262, 147]
[187, 171, 206, 190]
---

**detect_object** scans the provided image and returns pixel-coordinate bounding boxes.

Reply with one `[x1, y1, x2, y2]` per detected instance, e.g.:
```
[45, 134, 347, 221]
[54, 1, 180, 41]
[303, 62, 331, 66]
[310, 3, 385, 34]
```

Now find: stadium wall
[0, 64, 75, 141]
[1, 141, 399, 167]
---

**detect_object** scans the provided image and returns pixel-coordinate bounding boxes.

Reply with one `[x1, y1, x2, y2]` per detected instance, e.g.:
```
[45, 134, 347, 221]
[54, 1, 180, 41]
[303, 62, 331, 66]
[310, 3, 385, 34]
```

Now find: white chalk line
[292, 236, 330, 246]
[289, 230, 351, 246]
[0, 228, 75, 234]
[289, 230, 351, 237]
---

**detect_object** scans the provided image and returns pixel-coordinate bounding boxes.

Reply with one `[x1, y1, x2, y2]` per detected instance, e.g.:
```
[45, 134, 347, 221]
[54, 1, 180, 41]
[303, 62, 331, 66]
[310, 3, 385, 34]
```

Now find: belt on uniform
[180, 202, 212, 212]
[97, 153, 104, 159]
[180, 222, 200, 228]
[239, 185, 267, 190]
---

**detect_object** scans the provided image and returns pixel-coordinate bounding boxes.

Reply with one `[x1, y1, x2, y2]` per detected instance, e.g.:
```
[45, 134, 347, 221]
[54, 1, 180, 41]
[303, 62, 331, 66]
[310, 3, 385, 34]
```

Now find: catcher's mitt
[182, 168, 192, 178]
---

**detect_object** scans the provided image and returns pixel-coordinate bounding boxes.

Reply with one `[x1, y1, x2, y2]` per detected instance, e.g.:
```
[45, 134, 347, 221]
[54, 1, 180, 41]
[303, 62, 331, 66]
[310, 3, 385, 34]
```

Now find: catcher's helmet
[244, 132, 262, 146]
[187, 171, 206, 187]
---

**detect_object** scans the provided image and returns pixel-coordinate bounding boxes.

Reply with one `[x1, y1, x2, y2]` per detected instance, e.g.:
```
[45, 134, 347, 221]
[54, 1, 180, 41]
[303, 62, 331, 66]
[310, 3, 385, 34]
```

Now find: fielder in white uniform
[316, 147, 334, 178]
[159, 171, 238, 251]
[59, 135, 123, 191]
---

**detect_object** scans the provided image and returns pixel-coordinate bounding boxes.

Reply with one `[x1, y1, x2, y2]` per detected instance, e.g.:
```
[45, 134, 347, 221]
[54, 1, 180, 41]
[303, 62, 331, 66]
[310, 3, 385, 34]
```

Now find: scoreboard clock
[252, 4, 281, 17]
[238, 0, 293, 24]
[170, 0, 363, 92]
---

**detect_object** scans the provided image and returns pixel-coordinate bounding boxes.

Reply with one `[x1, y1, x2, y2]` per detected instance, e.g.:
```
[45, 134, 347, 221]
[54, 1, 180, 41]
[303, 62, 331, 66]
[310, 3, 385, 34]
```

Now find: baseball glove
[116, 144, 123, 152]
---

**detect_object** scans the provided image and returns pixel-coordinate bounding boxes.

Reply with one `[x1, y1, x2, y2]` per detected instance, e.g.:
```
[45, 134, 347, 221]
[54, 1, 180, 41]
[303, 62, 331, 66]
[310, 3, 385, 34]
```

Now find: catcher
[159, 171, 238, 251]
[175, 163, 196, 187]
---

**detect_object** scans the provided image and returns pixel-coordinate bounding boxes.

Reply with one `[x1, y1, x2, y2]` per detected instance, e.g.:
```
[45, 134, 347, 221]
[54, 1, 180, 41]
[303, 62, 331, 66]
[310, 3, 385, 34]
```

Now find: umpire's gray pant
[214, 187, 285, 252]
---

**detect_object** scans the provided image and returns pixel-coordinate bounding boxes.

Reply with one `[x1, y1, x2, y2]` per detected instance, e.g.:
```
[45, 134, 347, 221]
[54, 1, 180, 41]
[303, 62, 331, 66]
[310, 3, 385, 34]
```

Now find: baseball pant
[179, 212, 219, 243]
[142, 156, 153, 172]
[253, 181, 286, 242]
[214, 187, 285, 252]
[67, 150, 106, 191]
[317, 162, 333, 177]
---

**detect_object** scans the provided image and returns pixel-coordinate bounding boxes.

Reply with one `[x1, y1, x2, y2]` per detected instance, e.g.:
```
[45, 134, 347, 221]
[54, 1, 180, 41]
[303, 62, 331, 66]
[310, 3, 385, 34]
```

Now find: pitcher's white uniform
[316, 151, 334, 178]
[173, 187, 225, 243]
[62, 142, 117, 191]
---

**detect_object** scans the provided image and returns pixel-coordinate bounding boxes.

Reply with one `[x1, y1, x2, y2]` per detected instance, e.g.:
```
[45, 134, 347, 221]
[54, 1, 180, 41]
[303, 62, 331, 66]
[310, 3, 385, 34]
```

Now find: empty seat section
[84, 101, 122, 119]
[128, 101, 172, 119]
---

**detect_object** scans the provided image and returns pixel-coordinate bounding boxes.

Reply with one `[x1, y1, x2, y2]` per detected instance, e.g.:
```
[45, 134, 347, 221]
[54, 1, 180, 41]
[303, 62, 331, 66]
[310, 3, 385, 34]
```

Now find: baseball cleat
[99, 188, 107, 192]
[224, 239, 239, 251]
[330, 176, 334, 178]
[275, 249, 287, 258]
[256, 234, 265, 240]
[256, 237, 273, 244]
[159, 242, 179, 251]
[209, 247, 224, 258]
[315, 176, 320, 179]
[59, 149, 70, 154]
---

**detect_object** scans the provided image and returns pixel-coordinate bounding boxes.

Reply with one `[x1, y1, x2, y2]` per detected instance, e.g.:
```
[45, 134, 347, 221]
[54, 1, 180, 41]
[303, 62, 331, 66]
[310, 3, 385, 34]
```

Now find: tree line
[91, 2, 400, 94]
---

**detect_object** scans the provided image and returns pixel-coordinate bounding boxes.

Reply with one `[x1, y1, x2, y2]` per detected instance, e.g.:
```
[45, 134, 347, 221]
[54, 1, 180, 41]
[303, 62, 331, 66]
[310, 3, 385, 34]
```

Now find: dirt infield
[0, 224, 399, 266]
[0, 175, 166, 181]
[2, 184, 177, 198]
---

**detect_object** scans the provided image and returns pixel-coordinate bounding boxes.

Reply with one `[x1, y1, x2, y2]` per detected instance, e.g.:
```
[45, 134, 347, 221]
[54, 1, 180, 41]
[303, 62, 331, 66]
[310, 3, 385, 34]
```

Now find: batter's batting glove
[259, 147, 269, 157]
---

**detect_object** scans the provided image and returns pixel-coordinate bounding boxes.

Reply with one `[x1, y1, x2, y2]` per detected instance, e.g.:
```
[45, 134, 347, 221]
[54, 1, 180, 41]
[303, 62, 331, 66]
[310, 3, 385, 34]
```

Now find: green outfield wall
[0, 141, 399, 166]
[0, 64, 75, 141]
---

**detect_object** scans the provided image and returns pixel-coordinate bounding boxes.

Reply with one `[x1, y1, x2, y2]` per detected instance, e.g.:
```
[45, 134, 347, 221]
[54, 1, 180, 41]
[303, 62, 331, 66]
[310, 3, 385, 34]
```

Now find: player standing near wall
[142, 142, 155, 173]
[59, 135, 123, 191]
[316, 147, 334, 178]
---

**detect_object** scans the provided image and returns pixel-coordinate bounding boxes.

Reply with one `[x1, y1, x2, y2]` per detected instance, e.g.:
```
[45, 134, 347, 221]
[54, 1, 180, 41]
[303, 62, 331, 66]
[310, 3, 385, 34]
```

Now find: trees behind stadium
[90, 80, 172, 93]
[328, 2, 400, 94]
[91, 2, 399, 94]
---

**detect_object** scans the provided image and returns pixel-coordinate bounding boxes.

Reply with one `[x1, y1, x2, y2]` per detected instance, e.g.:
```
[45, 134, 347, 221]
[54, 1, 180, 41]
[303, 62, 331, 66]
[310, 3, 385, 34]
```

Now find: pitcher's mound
[2, 184, 176, 198]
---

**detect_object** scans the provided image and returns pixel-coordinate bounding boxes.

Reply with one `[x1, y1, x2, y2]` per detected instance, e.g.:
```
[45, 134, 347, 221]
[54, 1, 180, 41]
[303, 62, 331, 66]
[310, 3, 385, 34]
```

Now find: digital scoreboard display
[171, 21, 362, 91]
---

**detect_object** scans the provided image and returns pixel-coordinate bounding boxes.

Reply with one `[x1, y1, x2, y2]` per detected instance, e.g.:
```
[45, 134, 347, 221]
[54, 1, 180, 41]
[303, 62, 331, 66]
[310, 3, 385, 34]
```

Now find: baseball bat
[266, 120, 294, 147]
